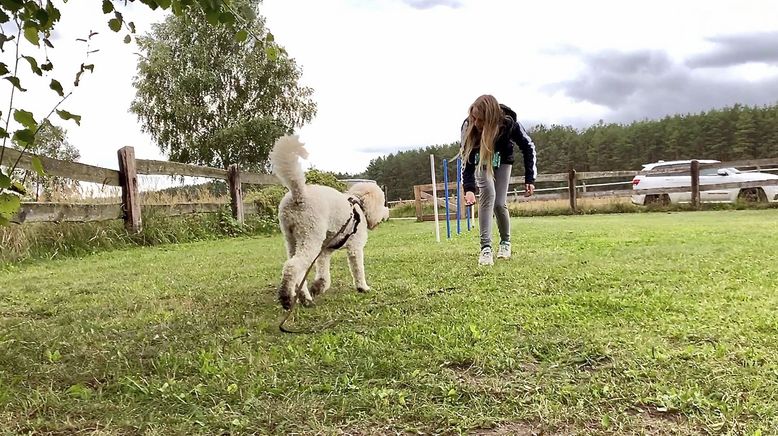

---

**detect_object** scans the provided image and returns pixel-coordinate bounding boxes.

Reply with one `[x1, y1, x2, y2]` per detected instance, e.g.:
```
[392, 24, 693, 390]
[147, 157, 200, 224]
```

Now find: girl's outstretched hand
[465, 191, 476, 205]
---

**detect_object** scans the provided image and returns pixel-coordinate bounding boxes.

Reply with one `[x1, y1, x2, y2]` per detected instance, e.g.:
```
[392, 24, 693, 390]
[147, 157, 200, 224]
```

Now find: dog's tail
[270, 134, 308, 198]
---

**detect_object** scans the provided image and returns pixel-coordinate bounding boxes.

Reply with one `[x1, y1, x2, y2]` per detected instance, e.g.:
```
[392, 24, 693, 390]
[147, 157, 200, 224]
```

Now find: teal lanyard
[474, 152, 501, 168]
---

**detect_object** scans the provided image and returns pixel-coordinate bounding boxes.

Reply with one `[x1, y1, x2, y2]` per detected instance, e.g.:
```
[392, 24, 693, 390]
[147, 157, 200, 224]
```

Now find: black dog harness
[328, 196, 364, 250]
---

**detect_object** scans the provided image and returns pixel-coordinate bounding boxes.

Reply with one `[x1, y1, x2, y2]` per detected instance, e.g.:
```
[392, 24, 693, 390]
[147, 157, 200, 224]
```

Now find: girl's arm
[511, 121, 537, 184]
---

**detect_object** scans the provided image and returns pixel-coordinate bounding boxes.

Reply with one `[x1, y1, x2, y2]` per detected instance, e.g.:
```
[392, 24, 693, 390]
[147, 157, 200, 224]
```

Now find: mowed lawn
[1, 210, 777, 435]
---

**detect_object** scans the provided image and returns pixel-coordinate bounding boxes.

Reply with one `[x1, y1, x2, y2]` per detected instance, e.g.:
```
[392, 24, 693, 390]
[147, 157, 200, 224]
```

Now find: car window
[700, 168, 720, 176]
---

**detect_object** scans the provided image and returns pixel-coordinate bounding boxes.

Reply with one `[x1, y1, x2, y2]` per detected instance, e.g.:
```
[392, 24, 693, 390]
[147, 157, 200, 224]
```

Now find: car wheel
[738, 188, 768, 203]
[645, 194, 670, 206]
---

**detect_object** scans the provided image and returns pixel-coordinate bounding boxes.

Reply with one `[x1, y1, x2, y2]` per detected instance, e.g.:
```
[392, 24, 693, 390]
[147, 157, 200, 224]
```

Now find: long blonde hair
[461, 95, 503, 176]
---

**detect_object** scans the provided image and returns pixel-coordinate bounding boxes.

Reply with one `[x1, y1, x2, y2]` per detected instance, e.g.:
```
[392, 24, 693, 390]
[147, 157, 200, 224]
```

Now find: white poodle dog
[270, 135, 390, 310]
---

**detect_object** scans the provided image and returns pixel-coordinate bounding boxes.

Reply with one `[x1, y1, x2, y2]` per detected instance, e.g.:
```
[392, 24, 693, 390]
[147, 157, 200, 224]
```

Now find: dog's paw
[278, 286, 293, 311]
[310, 278, 328, 296]
[301, 297, 315, 308]
[356, 286, 370, 293]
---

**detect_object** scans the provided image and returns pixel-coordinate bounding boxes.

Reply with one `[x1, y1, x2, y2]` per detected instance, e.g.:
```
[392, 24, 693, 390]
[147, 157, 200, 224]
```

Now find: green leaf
[10, 180, 25, 195]
[266, 32, 275, 43]
[23, 25, 40, 46]
[0, 193, 21, 215]
[123, 34, 131, 44]
[128, 22, 136, 33]
[266, 45, 279, 61]
[40, 60, 53, 71]
[0, 33, 12, 51]
[35, 8, 50, 28]
[219, 12, 235, 24]
[0, 172, 11, 189]
[43, 38, 54, 48]
[83, 64, 95, 73]
[56, 109, 81, 126]
[235, 30, 248, 43]
[49, 79, 64, 96]
[108, 18, 121, 32]
[13, 109, 37, 130]
[205, 9, 220, 25]
[12, 128, 35, 145]
[0, 126, 8, 139]
[0, 62, 8, 75]
[22, 56, 42, 75]
[102, 0, 114, 13]
[31, 156, 45, 177]
[5, 76, 27, 92]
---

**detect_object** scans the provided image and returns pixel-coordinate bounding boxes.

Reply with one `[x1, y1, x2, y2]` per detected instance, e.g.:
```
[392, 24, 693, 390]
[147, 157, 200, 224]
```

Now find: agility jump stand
[431, 154, 472, 242]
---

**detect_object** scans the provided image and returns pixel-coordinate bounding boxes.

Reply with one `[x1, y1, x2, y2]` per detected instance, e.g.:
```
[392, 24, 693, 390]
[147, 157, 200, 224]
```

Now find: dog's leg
[347, 246, 370, 293]
[279, 255, 317, 310]
[310, 250, 333, 297]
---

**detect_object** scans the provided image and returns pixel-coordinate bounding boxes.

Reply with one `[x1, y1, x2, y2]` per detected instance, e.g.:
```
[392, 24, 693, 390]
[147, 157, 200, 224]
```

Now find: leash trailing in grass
[279, 286, 458, 334]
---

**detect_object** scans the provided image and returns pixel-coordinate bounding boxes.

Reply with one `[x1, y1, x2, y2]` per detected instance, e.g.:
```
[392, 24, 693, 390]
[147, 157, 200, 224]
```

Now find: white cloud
[3, 0, 778, 175]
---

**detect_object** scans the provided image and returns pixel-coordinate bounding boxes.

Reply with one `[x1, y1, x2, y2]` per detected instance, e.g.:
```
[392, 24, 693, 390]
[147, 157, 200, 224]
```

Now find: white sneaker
[478, 246, 494, 266]
[496, 241, 511, 259]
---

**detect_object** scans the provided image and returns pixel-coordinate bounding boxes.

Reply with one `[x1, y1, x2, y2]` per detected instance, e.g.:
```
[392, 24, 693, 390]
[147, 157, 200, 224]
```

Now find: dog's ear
[349, 183, 389, 229]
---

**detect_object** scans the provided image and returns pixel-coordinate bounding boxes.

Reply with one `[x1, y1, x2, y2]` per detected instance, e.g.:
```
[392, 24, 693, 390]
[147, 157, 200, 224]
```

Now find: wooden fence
[2, 146, 279, 232]
[412, 158, 778, 221]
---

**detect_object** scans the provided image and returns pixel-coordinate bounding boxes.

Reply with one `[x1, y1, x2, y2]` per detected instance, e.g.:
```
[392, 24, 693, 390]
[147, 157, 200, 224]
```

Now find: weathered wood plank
[241, 171, 279, 185]
[580, 189, 634, 198]
[11, 203, 123, 223]
[510, 173, 568, 184]
[228, 164, 244, 224]
[144, 202, 227, 216]
[135, 159, 228, 179]
[1, 147, 121, 186]
[118, 147, 142, 233]
[576, 170, 639, 179]
[691, 160, 701, 208]
[568, 169, 577, 212]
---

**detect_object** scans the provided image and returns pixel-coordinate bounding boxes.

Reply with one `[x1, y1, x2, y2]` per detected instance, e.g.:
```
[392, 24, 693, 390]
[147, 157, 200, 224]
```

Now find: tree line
[363, 103, 778, 201]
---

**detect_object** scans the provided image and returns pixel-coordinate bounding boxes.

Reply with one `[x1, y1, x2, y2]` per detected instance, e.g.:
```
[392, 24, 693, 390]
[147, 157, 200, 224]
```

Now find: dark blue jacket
[460, 108, 537, 193]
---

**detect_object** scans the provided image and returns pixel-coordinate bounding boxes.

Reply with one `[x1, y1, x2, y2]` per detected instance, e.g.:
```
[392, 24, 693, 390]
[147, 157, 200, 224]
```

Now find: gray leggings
[476, 164, 512, 249]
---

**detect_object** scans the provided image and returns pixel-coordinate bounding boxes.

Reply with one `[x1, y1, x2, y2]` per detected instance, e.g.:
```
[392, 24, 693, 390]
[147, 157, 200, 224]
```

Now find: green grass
[0, 208, 278, 263]
[1, 210, 777, 434]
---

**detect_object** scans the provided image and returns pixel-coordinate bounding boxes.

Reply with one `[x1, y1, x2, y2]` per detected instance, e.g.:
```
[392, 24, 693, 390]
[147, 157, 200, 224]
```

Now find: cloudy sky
[3, 0, 778, 174]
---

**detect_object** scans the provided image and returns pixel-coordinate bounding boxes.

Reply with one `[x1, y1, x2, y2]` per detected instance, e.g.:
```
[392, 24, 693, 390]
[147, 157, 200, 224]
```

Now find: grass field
[1, 210, 777, 434]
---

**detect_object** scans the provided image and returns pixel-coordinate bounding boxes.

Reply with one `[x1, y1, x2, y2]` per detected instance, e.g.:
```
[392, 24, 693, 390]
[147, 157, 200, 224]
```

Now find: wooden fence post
[228, 164, 244, 224]
[690, 160, 700, 209]
[568, 169, 578, 213]
[414, 185, 423, 222]
[117, 146, 142, 233]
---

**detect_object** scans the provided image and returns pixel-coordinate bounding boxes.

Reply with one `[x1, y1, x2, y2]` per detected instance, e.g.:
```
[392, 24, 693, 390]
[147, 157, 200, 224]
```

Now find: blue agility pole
[466, 201, 471, 231]
[456, 157, 462, 234]
[443, 158, 451, 239]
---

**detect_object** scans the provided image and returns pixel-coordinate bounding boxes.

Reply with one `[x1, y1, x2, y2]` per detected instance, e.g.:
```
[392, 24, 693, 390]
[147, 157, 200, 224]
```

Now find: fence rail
[3, 146, 279, 230]
[411, 157, 778, 221]
[2, 147, 121, 186]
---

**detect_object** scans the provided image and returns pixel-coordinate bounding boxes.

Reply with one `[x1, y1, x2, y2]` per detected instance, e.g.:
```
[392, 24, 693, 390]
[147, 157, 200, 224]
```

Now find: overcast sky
[3, 0, 778, 174]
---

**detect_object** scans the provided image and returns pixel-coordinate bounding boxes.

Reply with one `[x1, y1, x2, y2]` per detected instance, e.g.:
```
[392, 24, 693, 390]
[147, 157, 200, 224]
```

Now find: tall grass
[1, 208, 278, 264]
[1, 182, 285, 264]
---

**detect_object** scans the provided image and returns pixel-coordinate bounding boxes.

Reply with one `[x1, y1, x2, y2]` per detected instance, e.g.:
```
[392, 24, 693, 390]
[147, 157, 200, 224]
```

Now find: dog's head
[348, 182, 390, 230]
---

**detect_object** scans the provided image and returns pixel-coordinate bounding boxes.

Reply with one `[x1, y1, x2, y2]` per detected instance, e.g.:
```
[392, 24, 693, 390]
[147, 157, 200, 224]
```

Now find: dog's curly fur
[270, 135, 390, 310]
